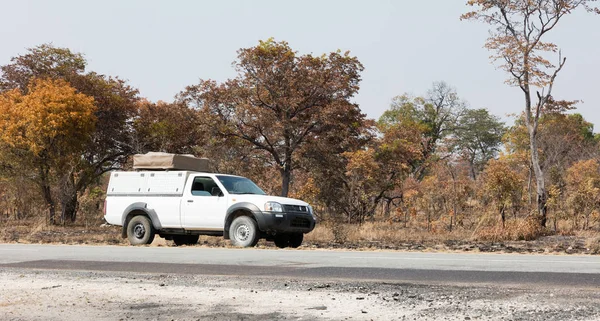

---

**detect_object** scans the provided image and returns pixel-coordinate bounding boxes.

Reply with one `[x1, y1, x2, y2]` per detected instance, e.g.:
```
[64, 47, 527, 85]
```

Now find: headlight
[308, 205, 317, 219]
[264, 201, 283, 212]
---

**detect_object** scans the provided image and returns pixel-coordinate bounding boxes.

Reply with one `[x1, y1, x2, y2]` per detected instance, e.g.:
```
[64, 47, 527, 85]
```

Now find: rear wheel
[230, 216, 260, 247]
[127, 216, 155, 245]
[274, 234, 290, 248]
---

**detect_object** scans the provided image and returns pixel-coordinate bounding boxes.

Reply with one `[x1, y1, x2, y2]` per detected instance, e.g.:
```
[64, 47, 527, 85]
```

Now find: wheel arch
[223, 202, 262, 239]
[121, 202, 162, 238]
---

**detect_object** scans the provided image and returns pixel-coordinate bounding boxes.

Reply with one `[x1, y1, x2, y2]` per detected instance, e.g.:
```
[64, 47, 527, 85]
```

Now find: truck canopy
[107, 171, 191, 196]
[133, 152, 210, 172]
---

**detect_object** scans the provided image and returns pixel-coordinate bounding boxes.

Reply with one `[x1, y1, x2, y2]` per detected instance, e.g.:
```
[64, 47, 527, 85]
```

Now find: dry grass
[0, 217, 124, 245]
[1, 216, 599, 254]
[474, 218, 545, 242]
[304, 221, 473, 249]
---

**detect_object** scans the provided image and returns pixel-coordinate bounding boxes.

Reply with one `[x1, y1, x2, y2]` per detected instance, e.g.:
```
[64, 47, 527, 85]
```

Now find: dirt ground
[1, 269, 599, 321]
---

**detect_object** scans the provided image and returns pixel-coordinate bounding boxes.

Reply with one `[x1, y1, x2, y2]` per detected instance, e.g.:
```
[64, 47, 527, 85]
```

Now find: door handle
[187, 200, 193, 203]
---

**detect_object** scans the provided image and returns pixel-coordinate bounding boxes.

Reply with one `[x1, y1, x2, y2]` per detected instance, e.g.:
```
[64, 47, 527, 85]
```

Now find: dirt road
[2, 269, 599, 321]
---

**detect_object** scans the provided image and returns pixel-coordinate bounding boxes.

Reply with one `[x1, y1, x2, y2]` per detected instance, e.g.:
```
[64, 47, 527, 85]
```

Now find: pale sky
[1, 0, 599, 129]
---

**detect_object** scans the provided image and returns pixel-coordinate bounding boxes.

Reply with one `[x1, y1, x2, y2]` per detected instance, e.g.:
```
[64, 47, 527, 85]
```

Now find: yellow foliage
[0, 78, 96, 157]
[566, 159, 600, 228]
[481, 158, 524, 206]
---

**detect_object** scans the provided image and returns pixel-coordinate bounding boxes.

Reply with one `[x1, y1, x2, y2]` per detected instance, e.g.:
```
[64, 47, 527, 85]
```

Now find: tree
[179, 39, 367, 197]
[462, 0, 599, 227]
[309, 121, 420, 224]
[418, 161, 473, 232]
[63, 72, 139, 222]
[0, 79, 96, 223]
[481, 157, 524, 228]
[454, 108, 505, 179]
[566, 159, 600, 230]
[133, 100, 202, 154]
[1, 45, 140, 222]
[379, 81, 466, 180]
[505, 112, 598, 206]
[0, 44, 86, 93]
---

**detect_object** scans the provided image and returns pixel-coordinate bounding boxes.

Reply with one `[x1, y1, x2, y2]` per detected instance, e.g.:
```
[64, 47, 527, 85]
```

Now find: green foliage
[454, 108, 506, 178]
[378, 82, 466, 180]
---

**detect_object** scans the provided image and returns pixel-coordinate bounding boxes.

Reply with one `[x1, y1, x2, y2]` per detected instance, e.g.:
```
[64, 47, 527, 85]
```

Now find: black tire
[172, 235, 199, 246]
[274, 234, 290, 248]
[288, 233, 303, 248]
[127, 215, 155, 245]
[230, 216, 260, 247]
[186, 235, 199, 245]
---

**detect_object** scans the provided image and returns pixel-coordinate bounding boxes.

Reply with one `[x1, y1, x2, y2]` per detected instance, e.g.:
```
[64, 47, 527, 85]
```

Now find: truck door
[181, 176, 227, 229]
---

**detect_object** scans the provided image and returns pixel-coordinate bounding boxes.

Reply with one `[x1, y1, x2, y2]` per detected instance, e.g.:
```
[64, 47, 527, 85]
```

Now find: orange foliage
[0, 78, 96, 157]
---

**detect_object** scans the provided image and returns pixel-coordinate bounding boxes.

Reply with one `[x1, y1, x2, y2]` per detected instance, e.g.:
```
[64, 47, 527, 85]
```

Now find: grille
[291, 217, 311, 228]
[283, 204, 308, 213]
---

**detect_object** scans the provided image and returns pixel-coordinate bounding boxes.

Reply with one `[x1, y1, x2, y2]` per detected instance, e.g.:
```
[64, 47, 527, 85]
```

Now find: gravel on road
[1, 269, 599, 321]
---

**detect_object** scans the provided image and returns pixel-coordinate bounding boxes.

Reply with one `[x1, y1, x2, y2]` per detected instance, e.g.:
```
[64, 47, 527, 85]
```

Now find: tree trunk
[529, 131, 547, 227]
[383, 197, 392, 219]
[60, 192, 79, 223]
[524, 72, 547, 228]
[280, 163, 291, 197]
[469, 160, 477, 180]
[39, 166, 56, 224]
[60, 173, 79, 223]
[42, 184, 55, 225]
[527, 165, 533, 206]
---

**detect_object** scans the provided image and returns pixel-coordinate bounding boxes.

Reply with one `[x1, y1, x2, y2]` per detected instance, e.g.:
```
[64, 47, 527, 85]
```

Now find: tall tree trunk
[529, 130, 547, 227]
[280, 163, 291, 197]
[60, 172, 79, 223]
[383, 197, 392, 219]
[61, 192, 79, 223]
[523, 69, 547, 228]
[39, 166, 55, 224]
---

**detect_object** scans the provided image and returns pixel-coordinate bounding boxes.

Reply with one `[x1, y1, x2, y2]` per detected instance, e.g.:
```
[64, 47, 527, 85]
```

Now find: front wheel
[288, 233, 303, 248]
[127, 215, 155, 245]
[230, 216, 260, 247]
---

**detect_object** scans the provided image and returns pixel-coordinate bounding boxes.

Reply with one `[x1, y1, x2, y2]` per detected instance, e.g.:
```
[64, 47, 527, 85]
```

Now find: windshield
[216, 175, 266, 195]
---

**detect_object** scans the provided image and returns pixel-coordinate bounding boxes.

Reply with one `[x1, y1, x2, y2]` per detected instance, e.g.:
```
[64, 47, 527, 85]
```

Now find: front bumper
[257, 211, 316, 234]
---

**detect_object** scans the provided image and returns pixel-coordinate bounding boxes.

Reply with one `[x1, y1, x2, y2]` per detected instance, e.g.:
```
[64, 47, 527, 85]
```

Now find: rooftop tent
[132, 152, 210, 172]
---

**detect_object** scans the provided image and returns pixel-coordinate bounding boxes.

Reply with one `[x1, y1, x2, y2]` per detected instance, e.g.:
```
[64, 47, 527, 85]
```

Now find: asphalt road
[1, 244, 599, 287]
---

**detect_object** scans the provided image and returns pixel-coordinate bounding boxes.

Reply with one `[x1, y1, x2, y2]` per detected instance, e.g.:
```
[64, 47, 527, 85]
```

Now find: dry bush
[305, 221, 472, 245]
[303, 224, 334, 243]
[349, 221, 471, 243]
[77, 187, 106, 228]
[474, 217, 545, 242]
[585, 236, 600, 254]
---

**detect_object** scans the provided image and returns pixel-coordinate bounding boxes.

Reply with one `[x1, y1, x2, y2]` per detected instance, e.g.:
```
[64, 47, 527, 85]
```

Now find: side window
[191, 177, 222, 197]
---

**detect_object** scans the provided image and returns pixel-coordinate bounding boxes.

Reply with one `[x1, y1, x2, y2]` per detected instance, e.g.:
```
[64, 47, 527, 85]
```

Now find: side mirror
[211, 187, 224, 197]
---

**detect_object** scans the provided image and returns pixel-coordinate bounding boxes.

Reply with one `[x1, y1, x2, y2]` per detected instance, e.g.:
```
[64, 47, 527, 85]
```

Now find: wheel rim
[133, 223, 146, 239]
[235, 224, 250, 242]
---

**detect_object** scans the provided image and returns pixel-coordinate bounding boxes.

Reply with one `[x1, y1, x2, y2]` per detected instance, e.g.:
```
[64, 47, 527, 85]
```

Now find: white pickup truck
[104, 166, 316, 248]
